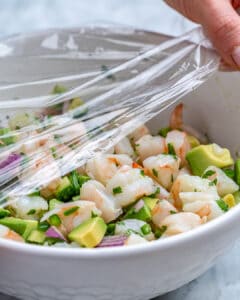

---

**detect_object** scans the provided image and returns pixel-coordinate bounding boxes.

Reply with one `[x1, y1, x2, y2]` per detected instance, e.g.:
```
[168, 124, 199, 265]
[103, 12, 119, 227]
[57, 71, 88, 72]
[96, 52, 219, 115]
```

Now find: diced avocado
[52, 84, 67, 94]
[0, 208, 11, 219]
[0, 217, 28, 235]
[187, 135, 200, 148]
[8, 112, 33, 130]
[22, 220, 38, 240]
[143, 197, 158, 211]
[68, 217, 107, 248]
[186, 144, 234, 176]
[223, 194, 236, 208]
[233, 191, 240, 204]
[0, 128, 15, 146]
[55, 177, 75, 202]
[124, 201, 151, 222]
[158, 127, 171, 138]
[49, 199, 63, 210]
[27, 230, 46, 245]
[68, 98, 84, 110]
[234, 159, 240, 185]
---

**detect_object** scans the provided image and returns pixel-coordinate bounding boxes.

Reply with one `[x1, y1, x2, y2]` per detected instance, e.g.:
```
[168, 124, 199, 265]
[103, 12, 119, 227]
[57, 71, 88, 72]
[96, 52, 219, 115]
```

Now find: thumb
[165, 0, 240, 68]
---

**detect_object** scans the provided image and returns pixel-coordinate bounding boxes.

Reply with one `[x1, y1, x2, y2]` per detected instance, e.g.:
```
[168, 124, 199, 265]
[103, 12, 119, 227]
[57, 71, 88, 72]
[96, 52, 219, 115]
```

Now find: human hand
[165, 0, 240, 69]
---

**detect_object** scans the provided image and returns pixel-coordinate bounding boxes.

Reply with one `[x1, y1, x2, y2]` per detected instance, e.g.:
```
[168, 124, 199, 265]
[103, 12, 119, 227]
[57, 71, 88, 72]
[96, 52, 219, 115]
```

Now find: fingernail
[232, 46, 240, 67]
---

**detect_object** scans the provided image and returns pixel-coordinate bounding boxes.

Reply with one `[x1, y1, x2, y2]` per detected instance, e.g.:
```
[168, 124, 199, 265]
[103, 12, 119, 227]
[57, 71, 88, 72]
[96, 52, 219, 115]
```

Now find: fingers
[165, 0, 240, 68]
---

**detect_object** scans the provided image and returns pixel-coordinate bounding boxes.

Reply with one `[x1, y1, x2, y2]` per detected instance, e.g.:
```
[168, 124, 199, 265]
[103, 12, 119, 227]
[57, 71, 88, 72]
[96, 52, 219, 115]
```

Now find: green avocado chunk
[234, 159, 240, 185]
[186, 144, 234, 176]
[142, 197, 158, 211]
[55, 177, 75, 202]
[124, 201, 152, 222]
[27, 230, 46, 244]
[22, 220, 38, 240]
[68, 217, 107, 248]
[0, 208, 11, 219]
[233, 191, 240, 204]
[0, 217, 36, 236]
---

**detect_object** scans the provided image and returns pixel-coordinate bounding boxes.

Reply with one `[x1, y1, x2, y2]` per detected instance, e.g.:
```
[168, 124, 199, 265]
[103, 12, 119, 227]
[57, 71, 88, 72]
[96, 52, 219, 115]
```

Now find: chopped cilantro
[91, 211, 98, 218]
[202, 170, 216, 178]
[64, 206, 79, 216]
[155, 225, 167, 238]
[27, 209, 36, 215]
[223, 168, 235, 180]
[38, 221, 50, 232]
[152, 168, 158, 177]
[140, 224, 151, 235]
[107, 223, 116, 235]
[167, 143, 176, 156]
[49, 214, 62, 226]
[158, 127, 171, 138]
[209, 178, 217, 186]
[113, 186, 122, 194]
[216, 199, 229, 212]
[140, 169, 145, 176]
[148, 187, 160, 198]
[51, 147, 57, 159]
[170, 210, 177, 214]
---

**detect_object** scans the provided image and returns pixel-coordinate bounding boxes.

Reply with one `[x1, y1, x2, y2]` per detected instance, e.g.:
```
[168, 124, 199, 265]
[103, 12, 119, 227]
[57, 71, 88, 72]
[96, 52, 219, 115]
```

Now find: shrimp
[41, 200, 101, 234]
[180, 192, 223, 220]
[166, 130, 190, 165]
[106, 166, 156, 207]
[115, 219, 154, 241]
[203, 166, 239, 197]
[10, 195, 48, 221]
[114, 137, 136, 159]
[124, 233, 149, 246]
[80, 180, 122, 223]
[128, 125, 150, 143]
[160, 212, 203, 237]
[143, 154, 180, 190]
[170, 174, 219, 209]
[152, 200, 178, 227]
[0, 224, 24, 242]
[85, 154, 133, 185]
[135, 134, 166, 161]
[170, 103, 208, 144]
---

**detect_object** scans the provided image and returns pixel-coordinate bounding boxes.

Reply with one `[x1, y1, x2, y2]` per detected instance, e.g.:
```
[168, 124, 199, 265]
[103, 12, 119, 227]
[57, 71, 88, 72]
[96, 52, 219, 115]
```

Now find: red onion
[133, 199, 145, 212]
[97, 235, 127, 248]
[0, 153, 21, 169]
[46, 226, 66, 241]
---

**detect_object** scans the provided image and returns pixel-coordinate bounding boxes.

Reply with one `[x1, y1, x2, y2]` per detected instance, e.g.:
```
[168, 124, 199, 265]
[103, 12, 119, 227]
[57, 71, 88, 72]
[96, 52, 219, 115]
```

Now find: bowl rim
[1, 199, 240, 258]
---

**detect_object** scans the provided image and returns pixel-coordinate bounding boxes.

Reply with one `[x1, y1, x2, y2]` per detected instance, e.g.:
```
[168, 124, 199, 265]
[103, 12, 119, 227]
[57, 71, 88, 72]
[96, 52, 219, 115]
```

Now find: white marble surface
[0, 1, 239, 299]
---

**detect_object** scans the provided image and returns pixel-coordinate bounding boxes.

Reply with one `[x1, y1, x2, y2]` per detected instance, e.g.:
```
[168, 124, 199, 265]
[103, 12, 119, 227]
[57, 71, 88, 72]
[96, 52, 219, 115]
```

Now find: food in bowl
[0, 93, 239, 249]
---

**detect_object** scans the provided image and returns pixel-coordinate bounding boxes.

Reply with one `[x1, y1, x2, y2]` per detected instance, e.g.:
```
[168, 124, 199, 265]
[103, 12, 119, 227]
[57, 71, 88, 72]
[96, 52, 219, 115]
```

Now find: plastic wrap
[0, 25, 219, 206]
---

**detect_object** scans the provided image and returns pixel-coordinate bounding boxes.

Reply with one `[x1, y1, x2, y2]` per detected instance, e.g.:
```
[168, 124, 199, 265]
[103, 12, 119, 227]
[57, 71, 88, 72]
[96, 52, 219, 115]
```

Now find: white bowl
[0, 28, 240, 300]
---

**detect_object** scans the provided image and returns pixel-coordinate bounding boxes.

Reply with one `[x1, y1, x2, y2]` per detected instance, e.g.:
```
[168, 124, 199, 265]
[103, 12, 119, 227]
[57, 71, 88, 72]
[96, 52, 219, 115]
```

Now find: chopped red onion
[46, 226, 66, 241]
[0, 153, 21, 169]
[97, 235, 127, 248]
[134, 199, 145, 212]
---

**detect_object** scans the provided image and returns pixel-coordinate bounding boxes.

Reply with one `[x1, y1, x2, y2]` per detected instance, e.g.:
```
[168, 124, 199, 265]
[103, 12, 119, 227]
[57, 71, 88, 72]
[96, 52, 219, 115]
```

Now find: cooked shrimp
[85, 154, 133, 185]
[203, 166, 239, 197]
[106, 166, 156, 207]
[160, 212, 203, 237]
[143, 154, 180, 190]
[41, 200, 101, 234]
[128, 125, 150, 143]
[170, 103, 208, 144]
[114, 137, 136, 159]
[10, 195, 48, 221]
[0, 224, 24, 242]
[180, 192, 223, 220]
[170, 174, 218, 209]
[115, 219, 154, 241]
[80, 179, 122, 223]
[124, 233, 149, 245]
[135, 134, 166, 161]
[152, 200, 177, 227]
[166, 130, 190, 165]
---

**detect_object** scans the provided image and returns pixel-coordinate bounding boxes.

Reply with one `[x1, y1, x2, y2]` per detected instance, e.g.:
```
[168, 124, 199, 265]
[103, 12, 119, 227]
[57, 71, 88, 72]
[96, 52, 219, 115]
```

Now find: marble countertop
[0, 1, 239, 299]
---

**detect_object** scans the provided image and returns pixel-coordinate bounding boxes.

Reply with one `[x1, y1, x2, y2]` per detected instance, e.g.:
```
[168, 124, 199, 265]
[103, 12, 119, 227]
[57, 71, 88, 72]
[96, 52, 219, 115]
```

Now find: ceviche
[0, 89, 239, 249]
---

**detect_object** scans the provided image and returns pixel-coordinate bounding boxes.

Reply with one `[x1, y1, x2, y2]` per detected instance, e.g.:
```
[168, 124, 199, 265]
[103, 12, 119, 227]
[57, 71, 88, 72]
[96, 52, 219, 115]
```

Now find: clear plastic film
[0, 25, 219, 206]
